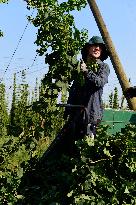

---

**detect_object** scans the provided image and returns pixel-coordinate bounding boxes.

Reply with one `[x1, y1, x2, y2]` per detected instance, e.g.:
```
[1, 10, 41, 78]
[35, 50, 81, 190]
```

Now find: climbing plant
[24, 0, 88, 141]
[26, 0, 88, 84]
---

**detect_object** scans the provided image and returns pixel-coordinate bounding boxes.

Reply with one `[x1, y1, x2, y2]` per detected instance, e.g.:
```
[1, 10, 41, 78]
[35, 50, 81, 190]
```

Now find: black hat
[81, 36, 109, 62]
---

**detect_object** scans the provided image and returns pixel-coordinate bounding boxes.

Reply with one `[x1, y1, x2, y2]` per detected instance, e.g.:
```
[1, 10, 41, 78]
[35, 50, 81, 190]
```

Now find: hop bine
[78, 59, 99, 86]
[86, 60, 99, 72]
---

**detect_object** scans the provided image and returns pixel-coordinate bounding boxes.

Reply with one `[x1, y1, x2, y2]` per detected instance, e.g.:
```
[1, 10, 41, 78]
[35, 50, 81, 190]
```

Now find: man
[65, 36, 110, 138]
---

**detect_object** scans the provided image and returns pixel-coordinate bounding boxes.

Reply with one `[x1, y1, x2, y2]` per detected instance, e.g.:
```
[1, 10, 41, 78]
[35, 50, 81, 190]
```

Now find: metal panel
[102, 109, 136, 134]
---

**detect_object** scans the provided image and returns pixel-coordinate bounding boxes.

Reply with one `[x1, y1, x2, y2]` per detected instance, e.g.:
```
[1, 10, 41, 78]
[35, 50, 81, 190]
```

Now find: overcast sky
[0, 0, 136, 104]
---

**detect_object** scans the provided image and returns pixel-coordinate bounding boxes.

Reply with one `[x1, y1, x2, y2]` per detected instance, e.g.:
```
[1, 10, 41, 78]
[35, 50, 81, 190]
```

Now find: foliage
[8, 72, 30, 136]
[0, 30, 3, 37]
[108, 91, 113, 108]
[0, 0, 8, 2]
[26, 0, 88, 98]
[0, 129, 50, 204]
[0, 83, 9, 136]
[108, 87, 120, 109]
[67, 124, 136, 204]
[1, 1, 136, 205]
[2, 124, 134, 205]
[0, 0, 9, 37]
[24, 0, 88, 142]
[113, 87, 119, 109]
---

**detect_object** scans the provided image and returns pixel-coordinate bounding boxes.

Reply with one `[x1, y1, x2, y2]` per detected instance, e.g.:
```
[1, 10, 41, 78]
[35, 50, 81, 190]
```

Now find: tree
[9, 71, 29, 135]
[18, 70, 29, 128]
[108, 87, 120, 109]
[34, 78, 39, 101]
[108, 91, 113, 108]
[113, 87, 119, 109]
[9, 73, 17, 132]
[0, 82, 8, 136]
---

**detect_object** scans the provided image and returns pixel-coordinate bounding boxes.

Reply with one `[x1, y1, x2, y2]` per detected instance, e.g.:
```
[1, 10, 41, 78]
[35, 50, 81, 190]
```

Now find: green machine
[102, 109, 136, 134]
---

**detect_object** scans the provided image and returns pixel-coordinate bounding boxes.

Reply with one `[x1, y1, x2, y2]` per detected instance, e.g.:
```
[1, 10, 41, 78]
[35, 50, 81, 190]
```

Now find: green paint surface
[102, 109, 136, 134]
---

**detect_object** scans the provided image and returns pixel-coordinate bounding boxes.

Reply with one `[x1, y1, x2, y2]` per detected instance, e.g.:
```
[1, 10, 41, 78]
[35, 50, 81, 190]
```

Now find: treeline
[104, 87, 128, 110]
[0, 71, 40, 137]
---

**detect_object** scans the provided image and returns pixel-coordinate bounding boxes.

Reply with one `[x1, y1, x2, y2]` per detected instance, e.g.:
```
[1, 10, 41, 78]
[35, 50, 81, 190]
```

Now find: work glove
[80, 59, 88, 73]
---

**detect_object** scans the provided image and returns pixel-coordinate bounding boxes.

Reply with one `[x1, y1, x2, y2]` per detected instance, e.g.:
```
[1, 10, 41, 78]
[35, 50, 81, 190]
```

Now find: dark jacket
[65, 59, 110, 124]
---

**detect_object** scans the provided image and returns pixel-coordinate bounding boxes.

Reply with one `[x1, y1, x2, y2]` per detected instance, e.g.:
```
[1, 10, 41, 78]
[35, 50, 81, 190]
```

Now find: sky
[0, 0, 136, 105]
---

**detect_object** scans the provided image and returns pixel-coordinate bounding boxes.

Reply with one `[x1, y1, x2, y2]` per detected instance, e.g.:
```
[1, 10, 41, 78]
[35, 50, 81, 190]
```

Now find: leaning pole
[87, 0, 136, 110]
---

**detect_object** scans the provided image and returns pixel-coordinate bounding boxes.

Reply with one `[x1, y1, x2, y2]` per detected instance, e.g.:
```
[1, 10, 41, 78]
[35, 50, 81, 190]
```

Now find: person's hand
[80, 59, 88, 72]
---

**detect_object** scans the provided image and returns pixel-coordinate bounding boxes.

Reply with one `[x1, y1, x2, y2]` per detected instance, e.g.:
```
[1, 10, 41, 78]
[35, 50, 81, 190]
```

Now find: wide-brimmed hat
[81, 36, 109, 61]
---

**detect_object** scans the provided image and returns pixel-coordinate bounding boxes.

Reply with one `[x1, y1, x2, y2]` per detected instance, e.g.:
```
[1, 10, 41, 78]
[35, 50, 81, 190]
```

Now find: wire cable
[1, 9, 35, 81]
[15, 52, 38, 74]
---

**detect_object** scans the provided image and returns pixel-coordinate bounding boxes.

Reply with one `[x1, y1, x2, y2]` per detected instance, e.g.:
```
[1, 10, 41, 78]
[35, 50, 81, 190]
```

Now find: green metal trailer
[102, 109, 136, 134]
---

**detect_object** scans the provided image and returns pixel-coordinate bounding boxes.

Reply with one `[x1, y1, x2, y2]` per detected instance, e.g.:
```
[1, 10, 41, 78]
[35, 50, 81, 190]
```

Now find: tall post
[87, 0, 136, 110]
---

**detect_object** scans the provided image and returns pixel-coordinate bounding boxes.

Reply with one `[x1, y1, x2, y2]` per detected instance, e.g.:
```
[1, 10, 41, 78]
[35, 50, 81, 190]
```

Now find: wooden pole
[87, 0, 136, 110]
